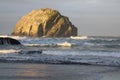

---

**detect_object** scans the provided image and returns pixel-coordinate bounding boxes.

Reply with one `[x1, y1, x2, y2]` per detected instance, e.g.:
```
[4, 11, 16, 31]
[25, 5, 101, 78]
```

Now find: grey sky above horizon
[0, 0, 120, 36]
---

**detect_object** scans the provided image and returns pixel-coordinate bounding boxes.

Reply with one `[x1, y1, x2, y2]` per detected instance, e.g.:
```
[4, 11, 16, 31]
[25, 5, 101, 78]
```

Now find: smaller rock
[0, 37, 21, 45]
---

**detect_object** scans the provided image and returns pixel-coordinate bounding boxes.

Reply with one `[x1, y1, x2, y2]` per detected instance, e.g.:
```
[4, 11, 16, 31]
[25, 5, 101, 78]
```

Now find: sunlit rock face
[12, 8, 77, 37]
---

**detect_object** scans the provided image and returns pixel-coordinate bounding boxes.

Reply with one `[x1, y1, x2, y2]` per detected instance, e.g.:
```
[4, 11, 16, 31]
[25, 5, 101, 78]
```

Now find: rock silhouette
[0, 37, 21, 45]
[12, 8, 77, 37]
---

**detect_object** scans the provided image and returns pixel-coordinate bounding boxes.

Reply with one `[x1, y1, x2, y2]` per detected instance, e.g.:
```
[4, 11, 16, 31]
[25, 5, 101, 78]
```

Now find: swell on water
[0, 35, 120, 66]
[24, 41, 72, 47]
[0, 49, 120, 66]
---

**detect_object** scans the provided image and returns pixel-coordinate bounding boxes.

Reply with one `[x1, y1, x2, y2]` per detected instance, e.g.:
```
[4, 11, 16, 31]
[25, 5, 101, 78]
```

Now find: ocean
[0, 35, 120, 66]
[0, 35, 120, 80]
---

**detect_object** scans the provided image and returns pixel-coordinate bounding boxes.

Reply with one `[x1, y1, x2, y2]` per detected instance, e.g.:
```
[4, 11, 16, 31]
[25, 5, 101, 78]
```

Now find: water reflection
[18, 64, 50, 80]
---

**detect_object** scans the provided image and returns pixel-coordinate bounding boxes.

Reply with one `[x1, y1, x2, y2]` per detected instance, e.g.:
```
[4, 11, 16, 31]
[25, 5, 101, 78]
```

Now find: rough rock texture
[12, 8, 77, 37]
[0, 37, 21, 45]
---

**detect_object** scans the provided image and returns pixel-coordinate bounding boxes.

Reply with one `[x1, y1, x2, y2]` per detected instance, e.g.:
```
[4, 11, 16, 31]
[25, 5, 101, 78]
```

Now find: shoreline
[0, 63, 120, 80]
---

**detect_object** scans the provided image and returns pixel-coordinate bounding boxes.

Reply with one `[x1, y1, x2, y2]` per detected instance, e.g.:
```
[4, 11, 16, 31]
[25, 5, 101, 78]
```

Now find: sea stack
[12, 8, 77, 37]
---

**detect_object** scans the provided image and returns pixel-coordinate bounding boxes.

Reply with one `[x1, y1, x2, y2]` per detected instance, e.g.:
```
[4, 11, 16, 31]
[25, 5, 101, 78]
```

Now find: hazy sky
[0, 0, 120, 36]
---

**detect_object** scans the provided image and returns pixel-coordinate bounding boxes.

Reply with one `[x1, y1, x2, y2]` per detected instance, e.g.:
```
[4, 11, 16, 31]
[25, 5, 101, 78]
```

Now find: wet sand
[0, 63, 120, 80]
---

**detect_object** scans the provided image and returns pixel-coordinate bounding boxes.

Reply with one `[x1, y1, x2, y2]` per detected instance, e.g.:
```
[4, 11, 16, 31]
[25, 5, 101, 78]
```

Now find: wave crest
[0, 49, 21, 54]
[24, 41, 72, 47]
[57, 41, 72, 47]
[70, 36, 88, 40]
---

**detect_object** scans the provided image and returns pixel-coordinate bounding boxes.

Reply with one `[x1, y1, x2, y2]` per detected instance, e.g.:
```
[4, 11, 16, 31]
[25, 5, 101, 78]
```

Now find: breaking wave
[0, 49, 21, 54]
[0, 35, 27, 40]
[24, 41, 72, 47]
[70, 36, 88, 40]
[1, 35, 120, 66]
[0, 49, 120, 66]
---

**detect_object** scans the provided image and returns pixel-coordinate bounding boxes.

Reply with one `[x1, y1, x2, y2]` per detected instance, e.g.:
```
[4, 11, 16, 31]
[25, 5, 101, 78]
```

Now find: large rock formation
[0, 37, 21, 45]
[12, 8, 77, 37]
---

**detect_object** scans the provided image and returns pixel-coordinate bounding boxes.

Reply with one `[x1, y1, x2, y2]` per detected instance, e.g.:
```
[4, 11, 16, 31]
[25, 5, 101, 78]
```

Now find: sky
[0, 0, 120, 36]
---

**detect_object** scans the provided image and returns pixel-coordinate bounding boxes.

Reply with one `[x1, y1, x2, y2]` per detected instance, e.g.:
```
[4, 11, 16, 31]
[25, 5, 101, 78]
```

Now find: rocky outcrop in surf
[0, 37, 21, 45]
[11, 8, 77, 37]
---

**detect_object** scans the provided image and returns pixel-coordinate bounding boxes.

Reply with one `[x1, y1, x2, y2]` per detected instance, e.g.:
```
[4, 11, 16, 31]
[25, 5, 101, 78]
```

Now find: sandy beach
[0, 63, 120, 80]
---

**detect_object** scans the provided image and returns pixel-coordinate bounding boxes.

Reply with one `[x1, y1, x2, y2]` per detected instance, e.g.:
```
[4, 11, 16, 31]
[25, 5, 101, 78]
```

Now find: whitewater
[0, 35, 120, 66]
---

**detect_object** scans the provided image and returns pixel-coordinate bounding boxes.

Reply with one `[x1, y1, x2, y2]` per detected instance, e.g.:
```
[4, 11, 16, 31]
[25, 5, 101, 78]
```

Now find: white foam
[24, 44, 40, 46]
[0, 49, 21, 54]
[57, 41, 72, 47]
[24, 42, 72, 47]
[0, 35, 26, 40]
[24, 44, 55, 47]
[10, 36, 27, 40]
[70, 36, 88, 40]
[0, 35, 8, 37]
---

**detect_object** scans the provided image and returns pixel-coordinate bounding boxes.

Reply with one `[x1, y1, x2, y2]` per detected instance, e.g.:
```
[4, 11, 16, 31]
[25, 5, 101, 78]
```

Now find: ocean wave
[24, 41, 72, 47]
[43, 50, 120, 57]
[0, 49, 120, 66]
[19, 50, 42, 54]
[84, 42, 120, 47]
[0, 52, 120, 66]
[10, 36, 27, 40]
[89, 37, 120, 42]
[0, 35, 27, 40]
[23, 42, 120, 51]
[0, 49, 21, 54]
[0, 49, 42, 55]
[70, 36, 88, 40]
[0, 35, 120, 66]
[0, 35, 8, 37]
[56, 41, 72, 47]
